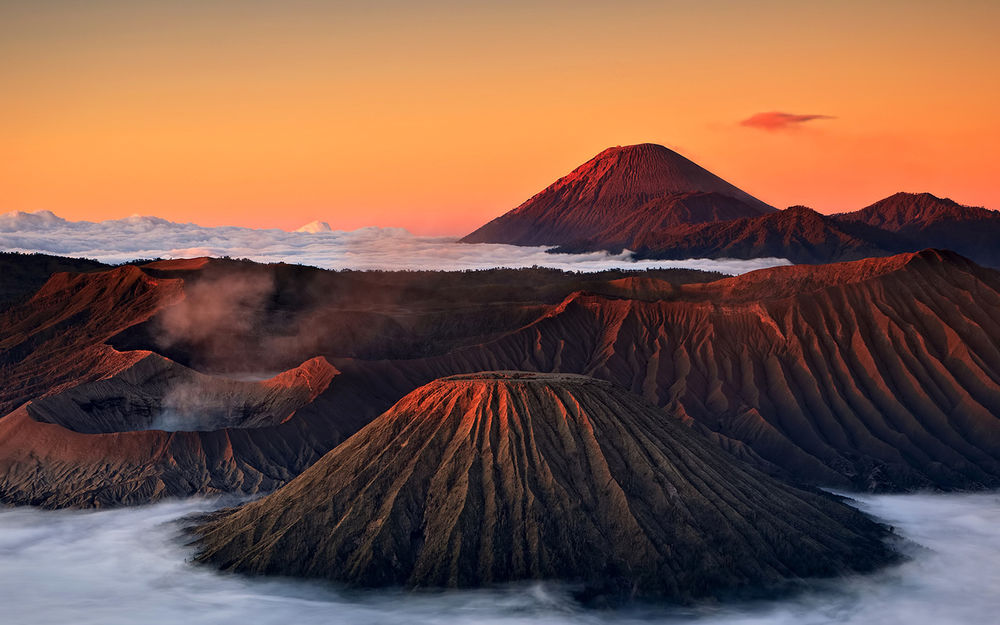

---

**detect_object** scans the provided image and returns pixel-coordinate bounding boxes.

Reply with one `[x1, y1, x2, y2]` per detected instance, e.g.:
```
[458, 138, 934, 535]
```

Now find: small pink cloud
[740, 111, 834, 131]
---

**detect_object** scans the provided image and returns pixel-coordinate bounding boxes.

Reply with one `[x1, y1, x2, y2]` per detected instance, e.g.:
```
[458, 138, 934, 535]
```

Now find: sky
[3, 0, 998, 235]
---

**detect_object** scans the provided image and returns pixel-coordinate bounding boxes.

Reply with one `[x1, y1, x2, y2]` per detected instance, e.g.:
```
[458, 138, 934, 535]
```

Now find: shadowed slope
[461, 144, 774, 247]
[624, 193, 1000, 267]
[193, 372, 895, 602]
[628, 206, 902, 264]
[318, 250, 1000, 491]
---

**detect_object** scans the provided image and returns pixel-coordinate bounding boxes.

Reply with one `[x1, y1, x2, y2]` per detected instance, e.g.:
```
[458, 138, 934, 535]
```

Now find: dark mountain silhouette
[625, 206, 905, 264]
[834, 192, 1000, 267]
[559, 192, 1000, 268]
[193, 372, 895, 602]
[461, 143, 774, 247]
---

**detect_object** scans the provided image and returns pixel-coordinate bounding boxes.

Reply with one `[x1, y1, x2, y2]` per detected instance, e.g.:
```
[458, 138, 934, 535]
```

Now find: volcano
[461, 143, 775, 248]
[0, 354, 344, 508]
[193, 372, 895, 602]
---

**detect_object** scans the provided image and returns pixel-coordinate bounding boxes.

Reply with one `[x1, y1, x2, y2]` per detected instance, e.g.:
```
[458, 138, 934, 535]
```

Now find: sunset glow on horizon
[3, 1, 999, 235]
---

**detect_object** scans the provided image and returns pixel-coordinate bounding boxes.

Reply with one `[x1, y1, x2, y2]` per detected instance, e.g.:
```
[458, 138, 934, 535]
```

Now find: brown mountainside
[0, 252, 108, 310]
[0, 259, 721, 506]
[0, 354, 349, 508]
[193, 372, 895, 602]
[3, 251, 999, 505]
[318, 250, 1000, 491]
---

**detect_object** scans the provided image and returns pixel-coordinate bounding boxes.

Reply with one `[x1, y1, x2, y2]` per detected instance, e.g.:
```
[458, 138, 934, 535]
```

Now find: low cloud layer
[0, 210, 790, 275]
[0, 493, 998, 624]
[741, 111, 834, 131]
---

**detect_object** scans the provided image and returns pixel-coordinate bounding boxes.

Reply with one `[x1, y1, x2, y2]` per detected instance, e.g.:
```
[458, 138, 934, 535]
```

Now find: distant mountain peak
[462, 143, 775, 249]
[837, 192, 998, 231]
[295, 220, 333, 233]
[462, 143, 774, 247]
[557, 142, 772, 208]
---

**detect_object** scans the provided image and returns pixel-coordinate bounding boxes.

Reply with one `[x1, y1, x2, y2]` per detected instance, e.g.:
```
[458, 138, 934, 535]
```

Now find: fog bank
[0, 210, 790, 274]
[1, 493, 998, 624]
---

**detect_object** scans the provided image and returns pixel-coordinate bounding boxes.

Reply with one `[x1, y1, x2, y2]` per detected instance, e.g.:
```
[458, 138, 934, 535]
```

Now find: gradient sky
[3, 0, 998, 234]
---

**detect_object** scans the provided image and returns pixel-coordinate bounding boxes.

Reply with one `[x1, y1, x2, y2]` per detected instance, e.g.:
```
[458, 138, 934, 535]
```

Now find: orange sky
[3, 1, 998, 235]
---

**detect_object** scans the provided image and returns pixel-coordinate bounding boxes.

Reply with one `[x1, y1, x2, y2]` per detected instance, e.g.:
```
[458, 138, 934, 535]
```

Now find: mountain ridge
[461, 143, 775, 247]
[311, 249, 1000, 491]
[460, 145, 998, 268]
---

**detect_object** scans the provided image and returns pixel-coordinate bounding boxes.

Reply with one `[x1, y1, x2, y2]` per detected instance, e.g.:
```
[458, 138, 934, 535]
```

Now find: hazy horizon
[0, 208, 792, 274]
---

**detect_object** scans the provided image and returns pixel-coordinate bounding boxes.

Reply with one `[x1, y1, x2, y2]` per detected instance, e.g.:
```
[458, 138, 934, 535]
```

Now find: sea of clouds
[0, 210, 790, 274]
[1, 493, 998, 625]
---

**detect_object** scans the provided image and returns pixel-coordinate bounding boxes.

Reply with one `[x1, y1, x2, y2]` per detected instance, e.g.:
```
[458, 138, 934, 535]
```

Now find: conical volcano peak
[535, 142, 776, 213]
[193, 371, 896, 602]
[461, 143, 775, 247]
[578, 143, 747, 196]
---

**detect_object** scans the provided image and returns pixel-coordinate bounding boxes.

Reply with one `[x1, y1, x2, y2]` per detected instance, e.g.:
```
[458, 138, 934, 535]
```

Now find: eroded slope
[193, 373, 895, 601]
[320, 251, 1000, 490]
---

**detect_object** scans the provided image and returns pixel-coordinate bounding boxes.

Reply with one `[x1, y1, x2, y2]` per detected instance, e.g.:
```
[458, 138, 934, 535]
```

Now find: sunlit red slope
[0, 252, 107, 309]
[321, 250, 1000, 491]
[0, 265, 185, 416]
[461, 143, 774, 247]
[193, 372, 894, 602]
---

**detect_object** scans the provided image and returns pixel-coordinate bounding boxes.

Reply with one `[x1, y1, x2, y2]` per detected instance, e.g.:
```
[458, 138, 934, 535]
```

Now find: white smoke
[0, 210, 791, 275]
[0, 493, 998, 624]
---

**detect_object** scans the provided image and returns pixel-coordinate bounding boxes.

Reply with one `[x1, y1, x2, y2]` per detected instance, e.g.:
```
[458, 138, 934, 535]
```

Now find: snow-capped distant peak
[295, 220, 333, 233]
